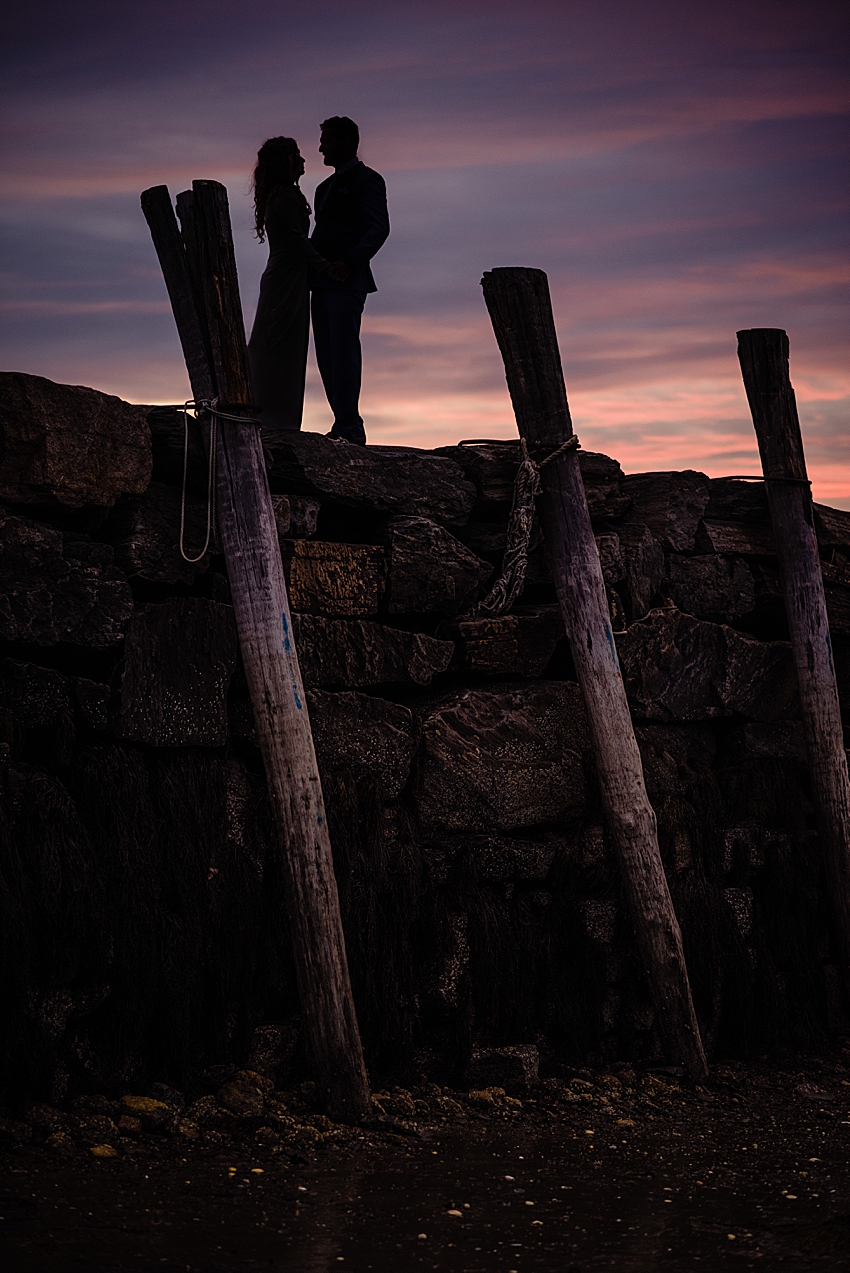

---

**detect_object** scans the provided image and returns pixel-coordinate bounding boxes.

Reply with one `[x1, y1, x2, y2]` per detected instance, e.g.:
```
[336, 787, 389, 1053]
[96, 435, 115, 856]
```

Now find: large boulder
[0, 513, 132, 647]
[617, 524, 664, 618]
[666, 555, 756, 622]
[281, 541, 386, 617]
[443, 606, 564, 676]
[616, 607, 798, 722]
[103, 482, 213, 586]
[0, 658, 110, 731]
[414, 682, 589, 834]
[621, 471, 710, 553]
[292, 615, 453, 690]
[113, 598, 238, 746]
[0, 374, 151, 508]
[306, 691, 416, 797]
[385, 517, 491, 614]
[263, 431, 475, 527]
[435, 443, 630, 520]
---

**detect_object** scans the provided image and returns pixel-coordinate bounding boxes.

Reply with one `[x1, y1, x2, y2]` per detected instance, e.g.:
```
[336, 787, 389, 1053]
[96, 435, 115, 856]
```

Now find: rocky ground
[1, 1052, 849, 1271]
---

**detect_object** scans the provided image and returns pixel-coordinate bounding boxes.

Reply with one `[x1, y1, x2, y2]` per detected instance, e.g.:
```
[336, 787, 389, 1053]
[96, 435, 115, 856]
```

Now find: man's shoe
[325, 430, 367, 446]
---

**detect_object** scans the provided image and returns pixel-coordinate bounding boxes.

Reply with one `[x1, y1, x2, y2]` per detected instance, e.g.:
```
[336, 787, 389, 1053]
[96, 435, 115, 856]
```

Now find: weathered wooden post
[141, 182, 372, 1122]
[482, 267, 708, 1080]
[738, 329, 850, 984]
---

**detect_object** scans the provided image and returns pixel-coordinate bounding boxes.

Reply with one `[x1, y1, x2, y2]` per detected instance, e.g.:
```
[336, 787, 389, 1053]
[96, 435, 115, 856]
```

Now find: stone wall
[2, 371, 849, 1100]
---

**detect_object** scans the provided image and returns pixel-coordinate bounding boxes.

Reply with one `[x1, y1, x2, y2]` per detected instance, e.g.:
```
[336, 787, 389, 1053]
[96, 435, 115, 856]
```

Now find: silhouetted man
[309, 116, 389, 445]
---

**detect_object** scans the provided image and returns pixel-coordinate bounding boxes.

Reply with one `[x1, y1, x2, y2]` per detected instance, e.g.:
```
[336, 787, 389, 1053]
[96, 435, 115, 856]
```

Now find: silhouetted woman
[248, 137, 328, 429]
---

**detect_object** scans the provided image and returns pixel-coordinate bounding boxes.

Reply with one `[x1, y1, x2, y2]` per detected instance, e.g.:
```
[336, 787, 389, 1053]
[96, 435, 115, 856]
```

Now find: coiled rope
[176, 399, 259, 564]
[473, 434, 580, 617]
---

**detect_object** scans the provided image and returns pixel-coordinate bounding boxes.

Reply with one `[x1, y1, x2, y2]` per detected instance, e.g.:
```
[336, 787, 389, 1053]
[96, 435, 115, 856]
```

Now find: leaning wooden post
[142, 182, 372, 1122]
[738, 329, 850, 986]
[482, 267, 708, 1079]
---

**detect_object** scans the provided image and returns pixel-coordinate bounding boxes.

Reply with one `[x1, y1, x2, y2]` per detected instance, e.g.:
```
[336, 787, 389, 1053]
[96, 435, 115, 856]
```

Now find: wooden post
[482, 267, 708, 1080]
[141, 182, 372, 1122]
[738, 329, 850, 985]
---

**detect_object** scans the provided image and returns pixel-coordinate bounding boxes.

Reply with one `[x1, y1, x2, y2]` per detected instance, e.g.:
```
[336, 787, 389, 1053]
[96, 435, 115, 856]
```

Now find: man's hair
[321, 116, 359, 154]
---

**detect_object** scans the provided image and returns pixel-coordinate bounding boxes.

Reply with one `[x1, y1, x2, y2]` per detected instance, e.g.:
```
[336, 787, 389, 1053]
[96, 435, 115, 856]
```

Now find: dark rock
[263, 431, 475, 527]
[705, 478, 769, 522]
[696, 520, 775, 556]
[736, 721, 807, 761]
[73, 1114, 119, 1145]
[666, 555, 756, 622]
[113, 598, 238, 746]
[0, 658, 72, 726]
[74, 678, 110, 730]
[25, 1104, 67, 1135]
[0, 1116, 33, 1149]
[384, 517, 491, 615]
[621, 471, 710, 552]
[0, 373, 152, 508]
[281, 540, 386, 617]
[288, 495, 321, 538]
[467, 1045, 539, 1090]
[617, 524, 664, 617]
[814, 503, 850, 554]
[580, 899, 619, 943]
[306, 690, 415, 797]
[103, 481, 213, 585]
[752, 563, 850, 635]
[436, 443, 630, 520]
[147, 406, 208, 493]
[428, 834, 558, 882]
[595, 533, 625, 586]
[442, 606, 564, 676]
[246, 1022, 301, 1079]
[120, 1095, 170, 1129]
[217, 1079, 265, 1119]
[271, 494, 291, 536]
[292, 615, 454, 690]
[616, 607, 799, 722]
[0, 512, 133, 646]
[722, 887, 754, 938]
[414, 682, 588, 833]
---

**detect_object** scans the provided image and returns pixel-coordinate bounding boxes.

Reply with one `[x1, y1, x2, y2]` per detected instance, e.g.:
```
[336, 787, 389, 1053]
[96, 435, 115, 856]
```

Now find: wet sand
[2, 1059, 849, 1271]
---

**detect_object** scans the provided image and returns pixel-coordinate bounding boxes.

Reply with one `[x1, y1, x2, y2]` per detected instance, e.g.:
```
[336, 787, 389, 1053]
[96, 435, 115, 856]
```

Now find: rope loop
[472, 434, 580, 618]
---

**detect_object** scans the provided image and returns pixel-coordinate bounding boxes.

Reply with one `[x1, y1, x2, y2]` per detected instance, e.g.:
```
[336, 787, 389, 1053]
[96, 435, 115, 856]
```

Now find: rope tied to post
[473, 434, 580, 617]
[177, 398, 259, 563]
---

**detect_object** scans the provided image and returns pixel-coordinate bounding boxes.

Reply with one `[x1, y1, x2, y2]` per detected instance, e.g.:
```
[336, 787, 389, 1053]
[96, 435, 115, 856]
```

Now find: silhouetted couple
[247, 116, 389, 445]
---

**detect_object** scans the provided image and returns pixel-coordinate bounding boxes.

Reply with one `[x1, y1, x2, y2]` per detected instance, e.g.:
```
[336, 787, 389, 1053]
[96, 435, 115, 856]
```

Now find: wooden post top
[482, 267, 573, 449]
[737, 328, 808, 483]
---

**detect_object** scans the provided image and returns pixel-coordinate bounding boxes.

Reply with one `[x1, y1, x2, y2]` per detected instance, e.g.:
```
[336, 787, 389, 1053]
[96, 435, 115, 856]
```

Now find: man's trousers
[310, 288, 369, 443]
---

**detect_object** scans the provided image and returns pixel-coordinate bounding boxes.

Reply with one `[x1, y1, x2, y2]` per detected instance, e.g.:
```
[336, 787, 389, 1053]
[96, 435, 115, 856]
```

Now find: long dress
[248, 184, 328, 430]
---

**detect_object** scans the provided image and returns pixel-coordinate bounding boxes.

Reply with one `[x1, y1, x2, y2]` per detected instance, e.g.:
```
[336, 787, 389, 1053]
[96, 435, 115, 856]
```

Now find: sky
[1, 0, 848, 503]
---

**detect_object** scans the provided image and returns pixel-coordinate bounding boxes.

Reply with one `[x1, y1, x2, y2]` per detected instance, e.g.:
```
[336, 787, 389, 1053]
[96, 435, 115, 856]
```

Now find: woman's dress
[248, 184, 327, 430]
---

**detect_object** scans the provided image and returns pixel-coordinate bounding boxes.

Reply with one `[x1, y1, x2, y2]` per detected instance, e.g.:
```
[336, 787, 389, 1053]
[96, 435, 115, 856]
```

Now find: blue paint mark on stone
[281, 612, 291, 652]
[293, 684, 302, 710]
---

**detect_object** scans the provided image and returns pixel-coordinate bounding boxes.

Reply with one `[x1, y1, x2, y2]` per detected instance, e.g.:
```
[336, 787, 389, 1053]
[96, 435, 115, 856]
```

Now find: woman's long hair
[252, 136, 307, 242]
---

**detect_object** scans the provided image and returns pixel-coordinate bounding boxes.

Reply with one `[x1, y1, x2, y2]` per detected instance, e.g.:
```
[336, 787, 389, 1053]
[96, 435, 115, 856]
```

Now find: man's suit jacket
[309, 158, 389, 293]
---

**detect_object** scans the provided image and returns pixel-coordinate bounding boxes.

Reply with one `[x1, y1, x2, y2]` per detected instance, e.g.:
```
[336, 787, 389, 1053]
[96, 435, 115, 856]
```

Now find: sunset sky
[2, 1, 848, 503]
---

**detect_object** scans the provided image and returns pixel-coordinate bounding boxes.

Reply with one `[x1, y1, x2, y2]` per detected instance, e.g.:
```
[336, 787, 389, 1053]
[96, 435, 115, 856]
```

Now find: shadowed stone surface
[436, 443, 630, 520]
[103, 482, 213, 586]
[0, 513, 133, 647]
[385, 517, 491, 615]
[263, 431, 476, 526]
[467, 1045, 539, 1089]
[281, 541, 386, 617]
[306, 690, 416, 798]
[622, 470, 710, 553]
[443, 606, 564, 676]
[114, 598, 238, 746]
[695, 520, 776, 556]
[414, 682, 589, 833]
[0, 374, 151, 509]
[667, 555, 756, 622]
[616, 607, 799, 722]
[0, 660, 109, 734]
[292, 615, 454, 690]
[617, 524, 664, 618]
